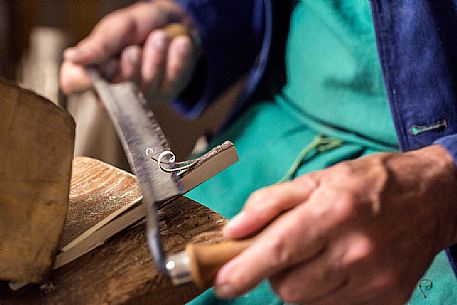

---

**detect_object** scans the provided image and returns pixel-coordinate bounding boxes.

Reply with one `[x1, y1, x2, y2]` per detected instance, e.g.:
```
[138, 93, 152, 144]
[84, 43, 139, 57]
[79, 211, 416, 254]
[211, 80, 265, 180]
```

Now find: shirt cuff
[434, 134, 457, 168]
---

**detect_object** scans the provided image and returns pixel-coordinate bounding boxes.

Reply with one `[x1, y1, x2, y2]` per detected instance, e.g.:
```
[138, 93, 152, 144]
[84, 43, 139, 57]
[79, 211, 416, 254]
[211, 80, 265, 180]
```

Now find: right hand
[60, 1, 200, 102]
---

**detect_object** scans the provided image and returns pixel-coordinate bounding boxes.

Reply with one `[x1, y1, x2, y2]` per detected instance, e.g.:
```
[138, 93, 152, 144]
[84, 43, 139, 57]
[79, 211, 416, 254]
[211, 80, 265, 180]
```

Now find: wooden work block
[1, 157, 227, 305]
[0, 79, 75, 283]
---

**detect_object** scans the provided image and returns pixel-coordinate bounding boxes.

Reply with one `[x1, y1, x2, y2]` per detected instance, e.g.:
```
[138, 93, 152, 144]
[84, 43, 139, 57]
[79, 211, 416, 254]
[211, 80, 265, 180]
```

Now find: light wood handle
[186, 239, 253, 289]
[181, 212, 289, 288]
[160, 23, 190, 38]
[61, 23, 190, 94]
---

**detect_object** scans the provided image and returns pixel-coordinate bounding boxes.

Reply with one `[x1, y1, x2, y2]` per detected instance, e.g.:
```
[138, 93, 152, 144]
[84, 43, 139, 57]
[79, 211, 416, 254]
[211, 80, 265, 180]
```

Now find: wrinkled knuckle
[333, 162, 353, 175]
[246, 189, 270, 209]
[274, 283, 303, 304]
[270, 234, 293, 266]
[84, 45, 104, 60]
[106, 10, 124, 23]
[345, 238, 373, 266]
[106, 11, 132, 30]
[296, 174, 317, 186]
[334, 192, 357, 221]
[101, 13, 119, 25]
[123, 17, 137, 37]
[271, 277, 304, 305]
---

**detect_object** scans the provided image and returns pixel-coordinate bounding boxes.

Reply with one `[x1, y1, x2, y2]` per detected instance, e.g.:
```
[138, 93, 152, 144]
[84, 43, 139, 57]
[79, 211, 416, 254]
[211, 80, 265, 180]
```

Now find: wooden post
[0, 79, 75, 283]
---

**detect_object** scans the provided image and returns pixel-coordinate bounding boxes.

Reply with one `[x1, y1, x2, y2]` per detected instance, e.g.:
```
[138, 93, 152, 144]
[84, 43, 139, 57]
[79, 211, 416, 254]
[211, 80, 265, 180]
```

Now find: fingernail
[127, 49, 138, 65]
[153, 32, 166, 49]
[215, 284, 237, 299]
[215, 260, 239, 298]
[177, 39, 190, 54]
[224, 211, 247, 233]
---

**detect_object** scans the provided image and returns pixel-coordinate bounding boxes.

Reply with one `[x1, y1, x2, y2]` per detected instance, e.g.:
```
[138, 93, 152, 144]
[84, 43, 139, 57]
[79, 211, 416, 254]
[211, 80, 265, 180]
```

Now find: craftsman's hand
[60, 1, 200, 102]
[218, 145, 457, 305]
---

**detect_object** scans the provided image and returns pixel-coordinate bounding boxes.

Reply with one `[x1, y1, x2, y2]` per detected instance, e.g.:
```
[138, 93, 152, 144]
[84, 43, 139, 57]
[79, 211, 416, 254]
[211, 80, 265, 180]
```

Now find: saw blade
[90, 70, 182, 274]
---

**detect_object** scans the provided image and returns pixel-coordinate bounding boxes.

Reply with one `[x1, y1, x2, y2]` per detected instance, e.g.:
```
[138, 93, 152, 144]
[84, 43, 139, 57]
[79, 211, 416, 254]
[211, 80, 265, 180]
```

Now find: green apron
[187, 1, 457, 304]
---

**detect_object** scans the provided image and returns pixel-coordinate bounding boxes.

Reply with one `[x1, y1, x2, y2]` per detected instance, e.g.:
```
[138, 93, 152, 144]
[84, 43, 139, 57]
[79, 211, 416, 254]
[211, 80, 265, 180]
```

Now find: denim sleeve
[435, 134, 457, 168]
[172, 0, 265, 119]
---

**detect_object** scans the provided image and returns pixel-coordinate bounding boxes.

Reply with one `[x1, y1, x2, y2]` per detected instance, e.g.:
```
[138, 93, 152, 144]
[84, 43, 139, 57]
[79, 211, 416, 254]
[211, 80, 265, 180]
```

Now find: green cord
[278, 134, 343, 183]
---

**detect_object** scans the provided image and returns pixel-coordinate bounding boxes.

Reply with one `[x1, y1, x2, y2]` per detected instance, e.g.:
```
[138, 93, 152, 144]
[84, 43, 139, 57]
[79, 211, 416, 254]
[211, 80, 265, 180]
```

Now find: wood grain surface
[61, 157, 140, 248]
[0, 79, 75, 283]
[57, 142, 235, 268]
[1, 158, 226, 305]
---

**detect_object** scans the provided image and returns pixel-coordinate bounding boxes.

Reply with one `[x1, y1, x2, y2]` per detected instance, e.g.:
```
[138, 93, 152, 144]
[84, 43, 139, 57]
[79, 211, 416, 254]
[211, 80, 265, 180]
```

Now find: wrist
[411, 145, 457, 249]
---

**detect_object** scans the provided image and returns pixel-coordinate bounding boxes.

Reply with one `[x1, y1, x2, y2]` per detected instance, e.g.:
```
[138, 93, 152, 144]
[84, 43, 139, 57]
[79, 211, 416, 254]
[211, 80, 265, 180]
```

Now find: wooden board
[56, 142, 236, 269]
[1, 158, 227, 305]
[0, 79, 75, 283]
[60, 157, 141, 250]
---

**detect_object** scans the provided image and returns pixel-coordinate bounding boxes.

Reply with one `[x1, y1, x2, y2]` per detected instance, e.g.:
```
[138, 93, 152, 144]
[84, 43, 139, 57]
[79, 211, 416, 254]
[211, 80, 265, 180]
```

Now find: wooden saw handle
[160, 23, 190, 38]
[61, 23, 190, 94]
[167, 238, 254, 289]
[168, 211, 294, 288]
[187, 239, 253, 289]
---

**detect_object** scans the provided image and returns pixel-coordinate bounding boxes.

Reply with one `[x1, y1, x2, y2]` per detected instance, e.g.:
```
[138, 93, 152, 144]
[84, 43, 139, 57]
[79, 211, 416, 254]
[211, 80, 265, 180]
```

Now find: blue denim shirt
[174, 0, 457, 275]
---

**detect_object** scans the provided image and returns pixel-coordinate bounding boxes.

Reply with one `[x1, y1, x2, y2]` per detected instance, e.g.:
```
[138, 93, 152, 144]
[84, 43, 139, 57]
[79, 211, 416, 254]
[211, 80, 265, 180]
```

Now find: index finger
[215, 203, 327, 298]
[224, 175, 318, 239]
[64, 3, 163, 65]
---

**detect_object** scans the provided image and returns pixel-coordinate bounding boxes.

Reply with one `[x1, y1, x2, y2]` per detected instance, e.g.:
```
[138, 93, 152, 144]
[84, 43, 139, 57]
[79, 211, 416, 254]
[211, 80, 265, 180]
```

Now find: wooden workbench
[0, 159, 227, 305]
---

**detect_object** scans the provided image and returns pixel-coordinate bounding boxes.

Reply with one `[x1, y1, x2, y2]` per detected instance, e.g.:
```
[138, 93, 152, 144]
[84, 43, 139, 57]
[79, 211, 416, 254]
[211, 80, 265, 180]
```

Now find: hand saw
[87, 23, 192, 276]
[90, 69, 180, 275]
[90, 24, 250, 289]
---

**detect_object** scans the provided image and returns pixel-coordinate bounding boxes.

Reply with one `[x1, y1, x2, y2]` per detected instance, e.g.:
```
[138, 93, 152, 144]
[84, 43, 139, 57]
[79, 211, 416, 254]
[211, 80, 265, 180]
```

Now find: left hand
[216, 145, 457, 305]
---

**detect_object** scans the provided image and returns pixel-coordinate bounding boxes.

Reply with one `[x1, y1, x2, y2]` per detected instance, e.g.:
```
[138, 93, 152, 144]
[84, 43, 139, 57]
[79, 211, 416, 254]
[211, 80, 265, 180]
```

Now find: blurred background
[1, 0, 240, 170]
